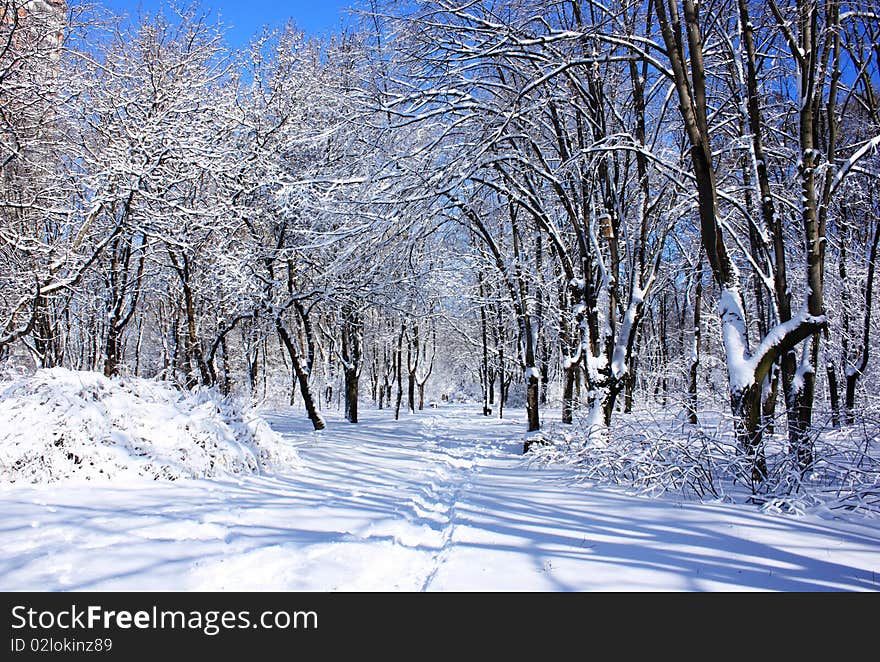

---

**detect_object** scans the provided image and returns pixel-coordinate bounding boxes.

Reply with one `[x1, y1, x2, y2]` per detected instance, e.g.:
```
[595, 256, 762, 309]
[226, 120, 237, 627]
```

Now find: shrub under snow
[526, 408, 880, 518]
[0, 368, 298, 483]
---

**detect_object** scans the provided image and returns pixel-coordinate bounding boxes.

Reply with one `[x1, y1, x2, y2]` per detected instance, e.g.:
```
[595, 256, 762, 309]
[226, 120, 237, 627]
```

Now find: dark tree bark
[687, 256, 703, 426]
[276, 316, 325, 431]
[511, 215, 541, 441]
[394, 323, 404, 421]
[416, 327, 435, 411]
[478, 269, 491, 416]
[103, 226, 147, 378]
[167, 250, 211, 387]
[341, 304, 362, 423]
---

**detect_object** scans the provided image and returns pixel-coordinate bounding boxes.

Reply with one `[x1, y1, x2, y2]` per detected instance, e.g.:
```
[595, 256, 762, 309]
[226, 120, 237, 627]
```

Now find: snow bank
[0, 368, 298, 483]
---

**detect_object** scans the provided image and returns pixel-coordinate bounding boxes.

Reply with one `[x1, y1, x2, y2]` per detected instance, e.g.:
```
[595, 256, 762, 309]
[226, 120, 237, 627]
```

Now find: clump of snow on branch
[0, 369, 298, 483]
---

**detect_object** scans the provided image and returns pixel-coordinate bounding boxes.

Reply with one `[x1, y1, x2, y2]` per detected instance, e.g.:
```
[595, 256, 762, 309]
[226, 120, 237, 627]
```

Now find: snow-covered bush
[527, 407, 880, 517]
[0, 368, 299, 483]
[526, 411, 743, 499]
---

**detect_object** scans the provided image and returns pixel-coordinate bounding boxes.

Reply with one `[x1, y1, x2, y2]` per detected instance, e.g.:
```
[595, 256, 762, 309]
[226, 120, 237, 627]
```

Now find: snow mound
[0, 368, 298, 483]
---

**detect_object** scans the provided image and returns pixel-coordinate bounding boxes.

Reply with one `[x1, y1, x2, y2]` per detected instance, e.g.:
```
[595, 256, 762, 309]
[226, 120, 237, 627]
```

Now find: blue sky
[91, 1, 357, 46]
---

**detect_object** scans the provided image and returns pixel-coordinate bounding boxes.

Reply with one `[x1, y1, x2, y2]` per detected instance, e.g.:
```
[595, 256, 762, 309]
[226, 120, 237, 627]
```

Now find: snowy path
[1, 406, 879, 591]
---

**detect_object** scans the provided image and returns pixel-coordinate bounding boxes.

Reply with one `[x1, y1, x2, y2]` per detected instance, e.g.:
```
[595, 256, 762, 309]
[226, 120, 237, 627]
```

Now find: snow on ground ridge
[0, 368, 298, 483]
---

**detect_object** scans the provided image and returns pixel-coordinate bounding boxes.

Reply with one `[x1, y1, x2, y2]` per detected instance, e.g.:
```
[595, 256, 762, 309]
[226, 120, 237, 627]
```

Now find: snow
[582, 391, 609, 447]
[611, 287, 645, 380]
[719, 287, 753, 391]
[830, 133, 880, 196]
[719, 288, 824, 392]
[791, 343, 816, 396]
[0, 369, 297, 483]
[586, 351, 608, 382]
[1, 405, 878, 591]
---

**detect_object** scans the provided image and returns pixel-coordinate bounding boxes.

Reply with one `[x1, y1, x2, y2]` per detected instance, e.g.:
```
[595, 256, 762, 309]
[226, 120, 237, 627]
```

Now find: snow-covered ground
[1, 404, 879, 591]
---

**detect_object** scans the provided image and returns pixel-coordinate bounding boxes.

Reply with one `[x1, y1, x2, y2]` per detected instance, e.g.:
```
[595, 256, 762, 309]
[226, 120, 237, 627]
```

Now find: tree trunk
[394, 325, 404, 421]
[762, 367, 779, 435]
[406, 322, 419, 415]
[522, 372, 541, 452]
[247, 342, 259, 396]
[133, 317, 143, 377]
[277, 318, 325, 431]
[844, 373, 857, 419]
[826, 356, 840, 428]
[344, 368, 358, 423]
[220, 334, 230, 396]
[341, 304, 362, 423]
[523, 360, 540, 435]
[289, 383, 298, 407]
[479, 271, 491, 416]
[687, 257, 703, 425]
[380, 374, 388, 409]
[31, 295, 65, 369]
[562, 362, 576, 424]
[624, 364, 636, 414]
[103, 323, 122, 378]
[731, 384, 768, 484]
[499, 371, 509, 420]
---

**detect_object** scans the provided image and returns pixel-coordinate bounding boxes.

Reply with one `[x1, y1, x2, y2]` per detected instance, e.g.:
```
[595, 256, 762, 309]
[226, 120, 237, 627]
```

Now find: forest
[2, 0, 880, 512]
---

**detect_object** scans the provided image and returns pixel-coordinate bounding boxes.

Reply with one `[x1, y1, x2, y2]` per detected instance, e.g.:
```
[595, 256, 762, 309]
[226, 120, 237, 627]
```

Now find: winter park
[1, 0, 880, 594]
